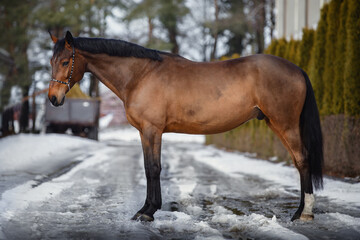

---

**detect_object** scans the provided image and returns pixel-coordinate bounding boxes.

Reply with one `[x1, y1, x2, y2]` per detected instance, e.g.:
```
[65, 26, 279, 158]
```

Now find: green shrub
[322, 0, 342, 115]
[297, 28, 315, 73]
[309, 3, 328, 112]
[332, 0, 348, 114]
[265, 39, 278, 55]
[344, 0, 360, 116]
[284, 38, 300, 64]
[274, 38, 287, 58]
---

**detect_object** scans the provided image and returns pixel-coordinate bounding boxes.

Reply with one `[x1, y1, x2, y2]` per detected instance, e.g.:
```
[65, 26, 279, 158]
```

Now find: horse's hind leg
[283, 127, 314, 221]
[266, 120, 314, 221]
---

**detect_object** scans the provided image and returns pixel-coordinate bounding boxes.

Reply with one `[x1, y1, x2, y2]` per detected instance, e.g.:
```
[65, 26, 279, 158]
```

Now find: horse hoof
[300, 214, 314, 221]
[291, 212, 301, 221]
[138, 214, 154, 222]
[130, 212, 142, 221]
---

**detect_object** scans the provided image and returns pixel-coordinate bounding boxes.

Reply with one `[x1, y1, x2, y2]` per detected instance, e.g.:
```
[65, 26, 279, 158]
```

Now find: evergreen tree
[0, 0, 36, 112]
[284, 38, 293, 61]
[265, 39, 278, 55]
[297, 28, 315, 73]
[124, 0, 170, 50]
[220, 0, 249, 55]
[274, 38, 287, 58]
[34, 0, 123, 98]
[124, 0, 189, 54]
[322, 0, 342, 115]
[344, 0, 360, 116]
[219, 0, 274, 55]
[288, 39, 300, 65]
[332, 0, 348, 114]
[309, 3, 328, 112]
[157, 0, 189, 54]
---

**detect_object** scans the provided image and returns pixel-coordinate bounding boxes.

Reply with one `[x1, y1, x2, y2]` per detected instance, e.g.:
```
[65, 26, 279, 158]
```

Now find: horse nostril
[50, 96, 57, 105]
[59, 96, 65, 106]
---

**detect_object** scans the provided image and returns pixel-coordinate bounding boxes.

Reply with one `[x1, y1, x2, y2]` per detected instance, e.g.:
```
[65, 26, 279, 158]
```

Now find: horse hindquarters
[294, 69, 323, 220]
[265, 69, 323, 221]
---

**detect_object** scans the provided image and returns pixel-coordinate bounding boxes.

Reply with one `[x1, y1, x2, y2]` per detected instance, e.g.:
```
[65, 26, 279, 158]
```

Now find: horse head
[48, 31, 86, 106]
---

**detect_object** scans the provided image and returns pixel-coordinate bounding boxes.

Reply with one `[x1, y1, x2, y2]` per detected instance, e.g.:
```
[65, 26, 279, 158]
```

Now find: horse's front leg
[131, 126, 162, 222]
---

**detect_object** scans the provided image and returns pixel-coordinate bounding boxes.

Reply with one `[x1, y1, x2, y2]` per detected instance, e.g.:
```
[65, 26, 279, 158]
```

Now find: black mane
[53, 37, 164, 61]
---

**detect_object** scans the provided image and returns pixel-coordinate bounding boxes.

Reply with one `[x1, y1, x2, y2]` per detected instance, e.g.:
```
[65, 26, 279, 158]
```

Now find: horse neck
[81, 51, 156, 102]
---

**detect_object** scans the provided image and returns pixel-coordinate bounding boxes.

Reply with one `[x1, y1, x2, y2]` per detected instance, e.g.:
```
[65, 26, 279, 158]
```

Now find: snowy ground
[0, 126, 359, 239]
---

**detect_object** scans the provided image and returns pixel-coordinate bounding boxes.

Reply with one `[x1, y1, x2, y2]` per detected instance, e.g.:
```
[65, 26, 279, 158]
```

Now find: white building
[275, 0, 331, 40]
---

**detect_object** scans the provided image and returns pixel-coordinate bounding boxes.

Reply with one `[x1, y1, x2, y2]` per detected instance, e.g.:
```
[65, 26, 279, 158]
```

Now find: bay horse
[48, 31, 323, 222]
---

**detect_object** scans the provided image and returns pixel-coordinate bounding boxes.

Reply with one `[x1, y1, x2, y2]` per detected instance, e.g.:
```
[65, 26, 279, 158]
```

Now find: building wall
[275, 0, 331, 40]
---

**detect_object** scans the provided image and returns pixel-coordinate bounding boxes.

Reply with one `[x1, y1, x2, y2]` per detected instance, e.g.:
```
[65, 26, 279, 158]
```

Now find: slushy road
[0, 127, 359, 239]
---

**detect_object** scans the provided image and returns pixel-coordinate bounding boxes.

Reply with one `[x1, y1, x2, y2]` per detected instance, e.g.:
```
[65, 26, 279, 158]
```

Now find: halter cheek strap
[51, 45, 75, 91]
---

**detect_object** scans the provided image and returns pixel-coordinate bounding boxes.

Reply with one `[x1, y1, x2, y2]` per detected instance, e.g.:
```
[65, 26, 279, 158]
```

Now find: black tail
[299, 69, 324, 190]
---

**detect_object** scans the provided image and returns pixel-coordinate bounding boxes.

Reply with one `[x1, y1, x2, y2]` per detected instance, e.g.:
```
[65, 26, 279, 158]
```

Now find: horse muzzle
[49, 95, 65, 107]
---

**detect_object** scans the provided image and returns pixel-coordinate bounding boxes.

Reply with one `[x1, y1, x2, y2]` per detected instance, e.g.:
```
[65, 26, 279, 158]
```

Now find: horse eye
[62, 61, 69, 66]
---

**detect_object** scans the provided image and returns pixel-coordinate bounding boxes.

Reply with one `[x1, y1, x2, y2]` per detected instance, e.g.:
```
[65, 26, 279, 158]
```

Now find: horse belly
[164, 97, 256, 134]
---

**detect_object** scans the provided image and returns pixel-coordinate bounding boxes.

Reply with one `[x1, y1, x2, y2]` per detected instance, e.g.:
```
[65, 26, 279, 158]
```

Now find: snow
[0, 133, 97, 173]
[99, 126, 205, 143]
[2, 128, 357, 210]
[211, 206, 309, 240]
[99, 113, 114, 129]
[324, 212, 360, 230]
[187, 145, 360, 208]
[1, 126, 360, 239]
[0, 146, 112, 214]
[152, 211, 221, 237]
[101, 126, 360, 215]
[0, 180, 74, 220]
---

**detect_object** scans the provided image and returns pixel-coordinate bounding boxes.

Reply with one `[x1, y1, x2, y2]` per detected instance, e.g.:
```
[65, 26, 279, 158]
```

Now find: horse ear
[65, 31, 74, 50]
[49, 30, 58, 44]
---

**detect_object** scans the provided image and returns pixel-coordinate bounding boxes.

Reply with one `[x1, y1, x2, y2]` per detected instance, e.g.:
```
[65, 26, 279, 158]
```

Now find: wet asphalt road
[1, 138, 360, 240]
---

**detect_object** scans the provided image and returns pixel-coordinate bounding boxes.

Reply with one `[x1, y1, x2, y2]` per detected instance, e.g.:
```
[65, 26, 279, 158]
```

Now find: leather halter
[51, 45, 75, 91]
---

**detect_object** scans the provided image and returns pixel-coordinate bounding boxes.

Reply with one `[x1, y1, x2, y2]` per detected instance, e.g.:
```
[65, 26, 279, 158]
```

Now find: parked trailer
[45, 98, 100, 140]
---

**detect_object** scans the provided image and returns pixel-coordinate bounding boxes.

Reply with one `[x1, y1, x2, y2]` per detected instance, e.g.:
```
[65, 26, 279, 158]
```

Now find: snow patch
[0, 133, 97, 173]
[153, 211, 221, 236]
[99, 126, 140, 142]
[0, 144, 115, 223]
[0, 180, 73, 220]
[320, 213, 360, 233]
[190, 145, 360, 207]
[99, 113, 114, 129]
[99, 126, 205, 143]
[211, 206, 309, 240]
[54, 148, 115, 181]
[186, 205, 203, 215]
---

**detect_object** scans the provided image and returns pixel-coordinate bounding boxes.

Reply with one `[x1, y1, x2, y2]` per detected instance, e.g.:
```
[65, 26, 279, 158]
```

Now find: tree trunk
[255, 0, 266, 54]
[148, 16, 154, 44]
[210, 0, 220, 60]
[168, 28, 179, 54]
[20, 85, 30, 132]
[268, 0, 275, 40]
[89, 74, 100, 97]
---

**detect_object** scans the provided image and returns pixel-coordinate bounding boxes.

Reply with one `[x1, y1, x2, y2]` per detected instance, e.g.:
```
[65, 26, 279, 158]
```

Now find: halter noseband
[51, 45, 75, 91]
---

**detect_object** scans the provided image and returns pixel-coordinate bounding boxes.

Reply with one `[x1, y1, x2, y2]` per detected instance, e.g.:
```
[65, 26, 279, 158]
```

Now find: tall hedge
[344, 0, 360, 116]
[297, 28, 315, 73]
[274, 38, 287, 58]
[322, 0, 342, 115]
[332, 0, 348, 114]
[265, 39, 278, 55]
[309, 4, 328, 111]
[284, 38, 300, 65]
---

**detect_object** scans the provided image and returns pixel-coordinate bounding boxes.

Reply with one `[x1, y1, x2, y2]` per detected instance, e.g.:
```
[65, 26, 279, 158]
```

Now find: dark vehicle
[45, 98, 100, 140]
